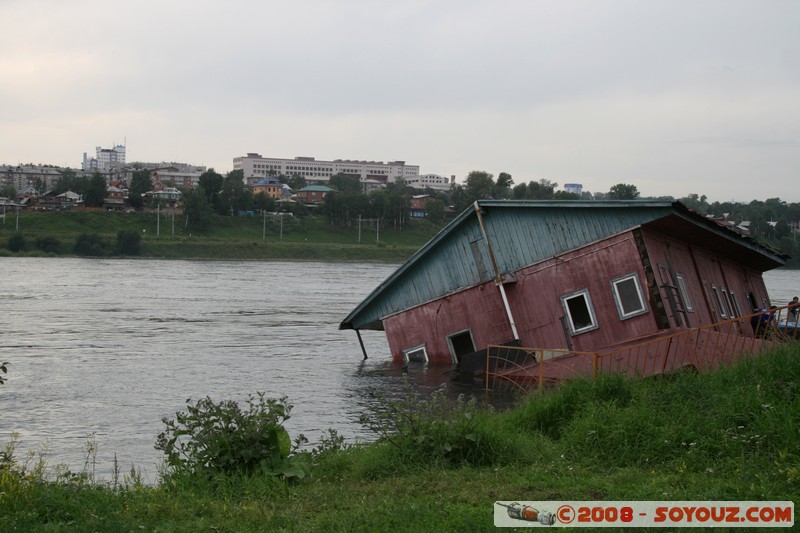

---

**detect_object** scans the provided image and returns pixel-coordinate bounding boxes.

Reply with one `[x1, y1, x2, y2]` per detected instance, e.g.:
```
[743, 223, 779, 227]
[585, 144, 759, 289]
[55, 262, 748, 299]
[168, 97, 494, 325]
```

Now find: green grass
[2, 344, 798, 531]
[0, 211, 443, 261]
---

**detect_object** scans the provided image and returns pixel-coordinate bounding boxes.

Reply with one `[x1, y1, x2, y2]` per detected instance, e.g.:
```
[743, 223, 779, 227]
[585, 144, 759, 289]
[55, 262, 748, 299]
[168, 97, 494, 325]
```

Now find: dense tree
[369, 186, 410, 230]
[74, 233, 112, 256]
[182, 186, 215, 233]
[198, 169, 224, 212]
[116, 229, 142, 256]
[52, 168, 76, 195]
[775, 219, 790, 238]
[285, 173, 307, 191]
[607, 183, 640, 200]
[83, 173, 108, 207]
[329, 173, 362, 194]
[425, 198, 446, 223]
[219, 172, 251, 215]
[680, 193, 709, 212]
[510, 179, 558, 200]
[227, 169, 245, 184]
[35, 236, 61, 254]
[53, 169, 89, 196]
[464, 171, 494, 203]
[494, 172, 514, 199]
[448, 185, 470, 213]
[7, 233, 26, 252]
[252, 192, 276, 213]
[128, 169, 153, 210]
[553, 190, 580, 200]
[528, 179, 558, 199]
[0, 185, 16, 198]
[323, 191, 368, 227]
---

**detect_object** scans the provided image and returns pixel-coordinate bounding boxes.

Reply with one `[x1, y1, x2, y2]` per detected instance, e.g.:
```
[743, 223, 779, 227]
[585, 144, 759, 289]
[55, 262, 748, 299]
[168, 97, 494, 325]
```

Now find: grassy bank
[2, 344, 798, 531]
[0, 211, 442, 262]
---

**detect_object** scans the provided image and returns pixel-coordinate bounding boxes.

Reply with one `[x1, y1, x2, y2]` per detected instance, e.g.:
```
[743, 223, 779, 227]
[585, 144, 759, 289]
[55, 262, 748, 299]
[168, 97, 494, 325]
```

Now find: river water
[0, 258, 798, 482]
[0, 258, 472, 482]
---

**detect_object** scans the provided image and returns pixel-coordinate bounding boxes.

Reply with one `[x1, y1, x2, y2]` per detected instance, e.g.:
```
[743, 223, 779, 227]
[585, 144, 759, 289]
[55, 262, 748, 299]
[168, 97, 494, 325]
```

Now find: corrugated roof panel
[481, 205, 666, 273]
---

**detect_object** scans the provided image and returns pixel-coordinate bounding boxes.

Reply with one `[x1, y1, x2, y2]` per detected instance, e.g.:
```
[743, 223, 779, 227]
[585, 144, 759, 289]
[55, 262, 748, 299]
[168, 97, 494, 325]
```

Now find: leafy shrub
[360, 381, 502, 466]
[116, 229, 142, 255]
[74, 233, 112, 256]
[7, 232, 26, 252]
[35, 236, 62, 254]
[155, 393, 310, 481]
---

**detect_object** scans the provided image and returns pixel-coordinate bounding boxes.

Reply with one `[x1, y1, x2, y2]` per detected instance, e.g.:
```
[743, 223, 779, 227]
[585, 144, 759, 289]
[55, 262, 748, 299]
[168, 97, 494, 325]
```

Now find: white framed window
[730, 291, 743, 318]
[610, 273, 648, 320]
[402, 344, 428, 363]
[561, 289, 599, 335]
[711, 285, 727, 318]
[722, 289, 735, 318]
[674, 273, 694, 312]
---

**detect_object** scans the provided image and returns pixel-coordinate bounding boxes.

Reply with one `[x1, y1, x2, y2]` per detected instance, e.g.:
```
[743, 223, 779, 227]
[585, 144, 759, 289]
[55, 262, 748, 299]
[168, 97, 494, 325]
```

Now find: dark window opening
[448, 330, 476, 363]
[561, 289, 598, 335]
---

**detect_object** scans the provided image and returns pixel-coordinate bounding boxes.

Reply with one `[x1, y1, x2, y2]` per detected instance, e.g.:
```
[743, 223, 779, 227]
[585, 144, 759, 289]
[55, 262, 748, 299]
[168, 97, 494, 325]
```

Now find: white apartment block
[403, 173, 454, 192]
[83, 144, 126, 172]
[233, 153, 420, 187]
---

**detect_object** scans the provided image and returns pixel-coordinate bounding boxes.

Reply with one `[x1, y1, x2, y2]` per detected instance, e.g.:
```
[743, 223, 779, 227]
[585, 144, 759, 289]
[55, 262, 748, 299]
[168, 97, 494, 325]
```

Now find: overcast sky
[1, 0, 798, 202]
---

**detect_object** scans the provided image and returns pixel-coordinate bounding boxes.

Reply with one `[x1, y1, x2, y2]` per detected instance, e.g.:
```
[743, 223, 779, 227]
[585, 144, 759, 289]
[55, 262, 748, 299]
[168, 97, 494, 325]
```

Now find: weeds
[2, 347, 798, 531]
[359, 379, 503, 466]
[155, 393, 311, 481]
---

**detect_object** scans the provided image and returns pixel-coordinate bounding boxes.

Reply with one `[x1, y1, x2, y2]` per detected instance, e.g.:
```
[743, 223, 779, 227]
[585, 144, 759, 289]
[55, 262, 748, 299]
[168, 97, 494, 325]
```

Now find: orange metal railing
[486, 303, 799, 395]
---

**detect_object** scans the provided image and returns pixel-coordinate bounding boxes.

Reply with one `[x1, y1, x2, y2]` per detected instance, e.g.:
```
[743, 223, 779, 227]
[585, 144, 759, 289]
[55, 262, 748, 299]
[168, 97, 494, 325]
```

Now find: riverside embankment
[0, 210, 443, 262]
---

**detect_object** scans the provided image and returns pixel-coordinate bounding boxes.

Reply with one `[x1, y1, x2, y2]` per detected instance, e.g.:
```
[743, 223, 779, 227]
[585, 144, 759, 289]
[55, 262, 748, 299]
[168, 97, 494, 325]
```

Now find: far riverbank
[0, 210, 443, 262]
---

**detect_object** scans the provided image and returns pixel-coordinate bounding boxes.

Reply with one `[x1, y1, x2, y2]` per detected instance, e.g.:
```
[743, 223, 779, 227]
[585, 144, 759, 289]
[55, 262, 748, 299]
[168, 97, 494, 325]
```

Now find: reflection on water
[0, 258, 794, 481]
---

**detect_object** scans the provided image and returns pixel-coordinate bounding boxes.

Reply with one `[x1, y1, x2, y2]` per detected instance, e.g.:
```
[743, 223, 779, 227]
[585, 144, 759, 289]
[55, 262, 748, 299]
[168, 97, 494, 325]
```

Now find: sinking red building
[340, 201, 787, 364]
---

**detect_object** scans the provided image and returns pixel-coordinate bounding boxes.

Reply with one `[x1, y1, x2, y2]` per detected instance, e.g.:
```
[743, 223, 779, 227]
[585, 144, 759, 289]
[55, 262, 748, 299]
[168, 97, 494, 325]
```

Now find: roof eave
[339, 204, 478, 330]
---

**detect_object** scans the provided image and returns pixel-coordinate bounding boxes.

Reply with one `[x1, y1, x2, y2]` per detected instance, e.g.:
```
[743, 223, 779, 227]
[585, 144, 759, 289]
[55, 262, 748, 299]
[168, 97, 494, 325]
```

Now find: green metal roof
[340, 200, 787, 331]
[299, 185, 335, 193]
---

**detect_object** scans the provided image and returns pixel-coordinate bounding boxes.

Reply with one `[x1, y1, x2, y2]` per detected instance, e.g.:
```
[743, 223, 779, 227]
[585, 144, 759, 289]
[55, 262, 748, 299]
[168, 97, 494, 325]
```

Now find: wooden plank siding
[505, 231, 659, 353]
[383, 281, 514, 363]
[639, 226, 772, 329]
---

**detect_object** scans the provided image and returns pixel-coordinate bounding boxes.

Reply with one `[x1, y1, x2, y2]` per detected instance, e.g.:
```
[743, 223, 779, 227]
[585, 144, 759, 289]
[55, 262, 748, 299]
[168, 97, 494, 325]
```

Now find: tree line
[5, 167, 799, 265]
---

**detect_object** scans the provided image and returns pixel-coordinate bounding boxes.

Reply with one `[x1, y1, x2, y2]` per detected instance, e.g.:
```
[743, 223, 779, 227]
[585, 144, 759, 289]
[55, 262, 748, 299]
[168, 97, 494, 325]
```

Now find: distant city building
[0, 165, 63, 194]
[151, 167, 204, 190]
[563, 183, 583, 195]
[403, 173, 454, 192]
[83, 144, 126, 173]
[130, 161, 206, 174]
[233, 153, 420, 188]
[121, 162, 206, 188]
